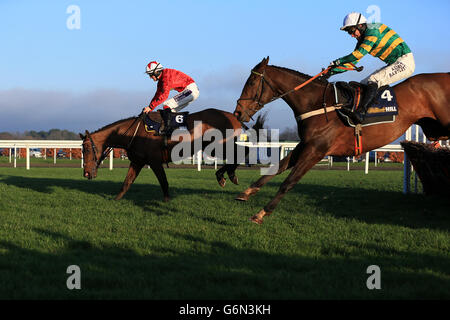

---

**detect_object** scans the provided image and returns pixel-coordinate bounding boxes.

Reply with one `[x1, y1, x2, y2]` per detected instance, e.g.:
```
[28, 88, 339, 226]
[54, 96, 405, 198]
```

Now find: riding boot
[160, 108, 173, 135]
[352, 82, 378, 123]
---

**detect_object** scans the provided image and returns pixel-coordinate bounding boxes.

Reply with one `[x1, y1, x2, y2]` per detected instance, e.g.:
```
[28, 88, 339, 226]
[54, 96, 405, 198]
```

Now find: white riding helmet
[340, 12, 367, 30]
[146, 61, 164, 75]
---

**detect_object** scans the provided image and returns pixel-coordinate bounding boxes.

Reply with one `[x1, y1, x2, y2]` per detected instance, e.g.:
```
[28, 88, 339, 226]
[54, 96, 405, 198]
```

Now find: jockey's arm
[329, 35, 377, 76]
[148, 83, 170, 111]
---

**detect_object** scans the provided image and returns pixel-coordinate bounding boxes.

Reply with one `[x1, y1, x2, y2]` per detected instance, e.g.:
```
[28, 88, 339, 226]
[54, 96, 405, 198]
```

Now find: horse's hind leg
[226, 164, 240, 185]
[215, 165, 227, 188]
[226, 144, 254, 186]
[150, 162, 170, 202]
[115, 162, 143, 200]
[250, 143, 326, 224]
[236, 144, 298, 201]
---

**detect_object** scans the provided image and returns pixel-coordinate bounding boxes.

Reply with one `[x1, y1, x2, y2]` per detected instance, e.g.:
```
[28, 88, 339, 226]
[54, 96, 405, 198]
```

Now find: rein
[236, 64, 363, 121]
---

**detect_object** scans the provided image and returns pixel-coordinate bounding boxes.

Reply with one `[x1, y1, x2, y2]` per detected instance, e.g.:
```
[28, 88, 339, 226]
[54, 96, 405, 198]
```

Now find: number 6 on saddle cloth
[144, 110, 189, 134]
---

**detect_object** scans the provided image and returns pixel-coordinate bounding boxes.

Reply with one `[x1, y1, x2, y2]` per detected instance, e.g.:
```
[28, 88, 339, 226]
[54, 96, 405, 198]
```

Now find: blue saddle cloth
[144, 112, 189, 134]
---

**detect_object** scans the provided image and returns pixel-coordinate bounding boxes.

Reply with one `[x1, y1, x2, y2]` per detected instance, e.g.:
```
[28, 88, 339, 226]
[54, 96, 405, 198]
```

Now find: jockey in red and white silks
[143, 61, 199, 114]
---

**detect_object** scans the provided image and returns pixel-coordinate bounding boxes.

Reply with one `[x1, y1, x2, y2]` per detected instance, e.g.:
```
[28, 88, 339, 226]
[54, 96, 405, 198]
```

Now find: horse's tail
[253, 112, 267, 134]
[237, 112, 268, 166]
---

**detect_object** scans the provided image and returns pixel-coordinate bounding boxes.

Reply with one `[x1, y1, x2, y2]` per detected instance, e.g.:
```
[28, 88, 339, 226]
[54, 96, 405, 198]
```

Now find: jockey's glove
[329, 60, 340, 68]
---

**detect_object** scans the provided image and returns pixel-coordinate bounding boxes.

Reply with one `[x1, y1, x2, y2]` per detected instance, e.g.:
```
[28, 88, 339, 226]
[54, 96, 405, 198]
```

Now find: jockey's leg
[163, 83, 200, 113]
[362, 53, 415, 87]
[355, 53, 415, 123]
[352, 82, 378, 123]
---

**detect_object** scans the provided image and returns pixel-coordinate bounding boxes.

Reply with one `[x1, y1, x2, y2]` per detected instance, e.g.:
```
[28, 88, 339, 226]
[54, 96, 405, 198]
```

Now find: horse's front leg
[150, 162, 170, 202]
[115, 162, 144, 200]
[236, 142, 299, 201]
[250, 143, 327, 224]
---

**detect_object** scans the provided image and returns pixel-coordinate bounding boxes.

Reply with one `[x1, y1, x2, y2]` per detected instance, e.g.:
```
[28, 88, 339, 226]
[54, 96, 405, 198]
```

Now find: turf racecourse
[0, 166, 449, 300]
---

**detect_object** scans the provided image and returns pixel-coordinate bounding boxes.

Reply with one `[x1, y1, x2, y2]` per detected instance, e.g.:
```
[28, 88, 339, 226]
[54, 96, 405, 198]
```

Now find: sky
[1, 0, 449, 134]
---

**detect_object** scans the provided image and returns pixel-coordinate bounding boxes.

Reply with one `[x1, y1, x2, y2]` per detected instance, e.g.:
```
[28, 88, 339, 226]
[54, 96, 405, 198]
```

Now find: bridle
[83, 135, 101, 178]
[82, 113, 145, 175]
[236, 68, 278, 121]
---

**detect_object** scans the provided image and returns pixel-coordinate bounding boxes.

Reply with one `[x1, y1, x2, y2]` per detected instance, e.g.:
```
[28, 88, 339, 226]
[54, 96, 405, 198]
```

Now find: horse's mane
[270, 65, 329, 85]
[92, 116, 136, 134]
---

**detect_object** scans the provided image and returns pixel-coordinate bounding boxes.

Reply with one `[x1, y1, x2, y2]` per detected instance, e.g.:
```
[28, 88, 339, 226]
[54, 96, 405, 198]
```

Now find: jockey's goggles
[346, 26, 357, 35]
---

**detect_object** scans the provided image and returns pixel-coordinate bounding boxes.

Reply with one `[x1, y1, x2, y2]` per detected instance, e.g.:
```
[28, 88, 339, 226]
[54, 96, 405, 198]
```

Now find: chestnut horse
[234, 57, 450, 224]
[79, 108, 248, 201]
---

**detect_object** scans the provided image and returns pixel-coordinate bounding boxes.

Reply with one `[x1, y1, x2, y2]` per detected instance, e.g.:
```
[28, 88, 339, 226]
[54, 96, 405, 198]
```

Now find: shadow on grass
[0, 173, 236, 215]
[273, 182, 450, 232]
[0, 229, 448, 299]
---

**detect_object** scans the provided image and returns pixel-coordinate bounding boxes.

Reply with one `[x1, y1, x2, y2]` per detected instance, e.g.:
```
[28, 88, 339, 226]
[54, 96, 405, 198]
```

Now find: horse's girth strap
[296, 105, 343, 121]
[354, 124, 363, 156]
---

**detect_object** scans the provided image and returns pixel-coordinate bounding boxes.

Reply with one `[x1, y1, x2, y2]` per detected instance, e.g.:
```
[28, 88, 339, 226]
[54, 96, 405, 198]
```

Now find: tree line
[0, 129, 80, 140]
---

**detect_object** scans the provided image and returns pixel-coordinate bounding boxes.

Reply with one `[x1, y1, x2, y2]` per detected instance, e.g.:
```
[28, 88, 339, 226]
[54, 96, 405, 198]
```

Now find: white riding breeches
[163, 83, 200, 112]
[362, 53, 415, 88]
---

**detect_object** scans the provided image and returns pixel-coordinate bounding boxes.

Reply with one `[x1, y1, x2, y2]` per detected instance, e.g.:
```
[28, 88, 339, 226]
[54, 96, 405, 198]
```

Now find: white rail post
[197, 150, 202, 171]
[54, 148, 57, 164]
[26, 146, 30, 170]
[347, 157, 350, 171]
[365, 152, 369, 174]
[9, 148, 11, 163]
[109, 148, 113, 170]
[14, 145, 17, 168]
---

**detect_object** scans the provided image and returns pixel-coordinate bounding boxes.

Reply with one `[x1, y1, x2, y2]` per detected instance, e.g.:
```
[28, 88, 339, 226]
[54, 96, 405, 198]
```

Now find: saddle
[334, 81, 398, 127]
[144, 110, 189, 135]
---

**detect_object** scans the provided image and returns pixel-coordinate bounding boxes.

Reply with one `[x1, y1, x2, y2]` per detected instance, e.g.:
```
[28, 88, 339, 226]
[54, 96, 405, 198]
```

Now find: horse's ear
[85, 130, 90, 136]
[79, 133, 85, 140]
[262, 56, 269, 66]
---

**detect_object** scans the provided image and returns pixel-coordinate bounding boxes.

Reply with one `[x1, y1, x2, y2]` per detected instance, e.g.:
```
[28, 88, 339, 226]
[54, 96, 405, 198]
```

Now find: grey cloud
[0, 88, 149, 133]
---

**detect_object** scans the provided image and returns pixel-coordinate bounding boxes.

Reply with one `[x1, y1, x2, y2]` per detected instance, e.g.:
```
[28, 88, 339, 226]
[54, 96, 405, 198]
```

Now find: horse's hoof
[218, 178, 226, 188]
[249, 216, 263, 225]
[163, 196, 170, 202]
[230, 175, 239, 185]
[235, 193, 248, 201]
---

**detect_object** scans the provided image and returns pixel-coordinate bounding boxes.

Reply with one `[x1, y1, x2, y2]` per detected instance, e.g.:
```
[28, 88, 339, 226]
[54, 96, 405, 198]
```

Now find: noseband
[236, 69, 277, 121]
[82, 134, 101, 178]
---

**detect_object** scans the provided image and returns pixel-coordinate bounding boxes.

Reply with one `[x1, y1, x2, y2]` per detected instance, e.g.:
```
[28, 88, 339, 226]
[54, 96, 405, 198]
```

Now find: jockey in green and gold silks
[328, 12, 415, 123]
[330, 22, 412, 75]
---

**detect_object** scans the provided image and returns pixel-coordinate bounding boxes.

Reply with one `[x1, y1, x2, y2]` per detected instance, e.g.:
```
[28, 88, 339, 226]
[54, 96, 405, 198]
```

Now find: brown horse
[79, 108, 249, 201]
[233, 57, 450, 224]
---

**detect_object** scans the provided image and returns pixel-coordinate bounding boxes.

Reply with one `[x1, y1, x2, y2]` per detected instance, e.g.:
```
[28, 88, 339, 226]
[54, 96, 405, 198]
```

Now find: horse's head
[234, 56, 275, 123]
[79, 130, 100, 180]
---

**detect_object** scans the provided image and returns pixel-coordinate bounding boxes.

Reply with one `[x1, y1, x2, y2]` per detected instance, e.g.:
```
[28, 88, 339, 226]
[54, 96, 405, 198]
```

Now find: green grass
[0, 166, 448, 299]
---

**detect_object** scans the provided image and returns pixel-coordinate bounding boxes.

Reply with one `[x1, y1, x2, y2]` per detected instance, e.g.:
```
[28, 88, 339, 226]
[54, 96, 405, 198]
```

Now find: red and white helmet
[146, 61, 164, 75]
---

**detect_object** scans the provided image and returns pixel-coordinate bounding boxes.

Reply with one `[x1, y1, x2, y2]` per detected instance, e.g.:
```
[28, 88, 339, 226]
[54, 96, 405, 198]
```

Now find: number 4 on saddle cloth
[334, 81, 399, 127]
[144, 110, 189, 135]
